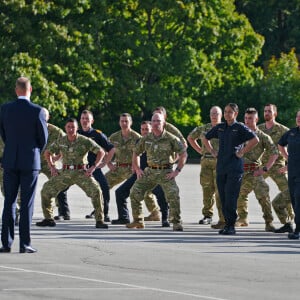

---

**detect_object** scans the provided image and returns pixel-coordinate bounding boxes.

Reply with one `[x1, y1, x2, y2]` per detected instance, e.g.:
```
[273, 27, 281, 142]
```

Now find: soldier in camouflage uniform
[258, 104, 294, 233]
[85, 113, 144, 220]
[127, 113, 187, 231]
[188, 106, 225, 228]
[105, 113, 141, 189]
[36, 118, 108, 229]
[236, 108, 278, 232]
[142, 106, 188, 222]
[40, 108, 69, 220]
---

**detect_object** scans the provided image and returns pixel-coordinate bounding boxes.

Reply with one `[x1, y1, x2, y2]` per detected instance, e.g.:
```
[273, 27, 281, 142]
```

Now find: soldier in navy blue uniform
[111, 121, 169, 226]
[203, 103, 259, 235]
[278, 110, 300, 239]
[78, 110, 115, 222]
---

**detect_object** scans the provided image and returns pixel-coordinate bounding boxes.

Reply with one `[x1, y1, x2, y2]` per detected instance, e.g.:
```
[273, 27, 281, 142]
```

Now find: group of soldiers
[33, 106, 188, 231]
[188, 103, 294, 234]
[0, 103, 295, 234]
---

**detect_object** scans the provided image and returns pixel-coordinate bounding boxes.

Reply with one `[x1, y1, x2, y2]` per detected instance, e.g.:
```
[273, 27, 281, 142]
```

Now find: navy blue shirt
[278, 127, 300, 177]
[78, 128, 114, 165]
[205, 121, 256, 174]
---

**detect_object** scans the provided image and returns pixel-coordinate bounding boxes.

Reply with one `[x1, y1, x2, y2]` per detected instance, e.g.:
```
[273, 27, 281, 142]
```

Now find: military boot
[144, 210, 160, 221]
[211, 221, 225, 229]
[265, 222, 275, 232]
[173, 223, 183, 231]
[235, 218, 249, 227]
[126, 219, 145, 229]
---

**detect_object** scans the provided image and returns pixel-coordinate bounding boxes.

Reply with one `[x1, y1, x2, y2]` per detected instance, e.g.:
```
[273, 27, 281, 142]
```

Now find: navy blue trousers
[216, 172, 243, 226]
[115, 174, 169, 221]
[1, 169, 39, 249]
[288, 176, 300, 228]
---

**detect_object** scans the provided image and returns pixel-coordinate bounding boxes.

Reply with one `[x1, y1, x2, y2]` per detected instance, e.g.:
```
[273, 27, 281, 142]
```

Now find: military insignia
[96, 129, 102, 133]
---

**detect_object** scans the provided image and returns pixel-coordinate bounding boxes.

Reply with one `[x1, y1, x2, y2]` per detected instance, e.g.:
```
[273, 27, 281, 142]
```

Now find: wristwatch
[262, 166, 268, 172]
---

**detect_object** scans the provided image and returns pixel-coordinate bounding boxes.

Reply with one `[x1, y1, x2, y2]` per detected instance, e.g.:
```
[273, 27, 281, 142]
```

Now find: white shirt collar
[18, 96, 30, 101]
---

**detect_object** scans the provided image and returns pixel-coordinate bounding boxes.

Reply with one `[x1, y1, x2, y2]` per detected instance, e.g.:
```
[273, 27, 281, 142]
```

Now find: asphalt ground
[0, 163, 300, 300]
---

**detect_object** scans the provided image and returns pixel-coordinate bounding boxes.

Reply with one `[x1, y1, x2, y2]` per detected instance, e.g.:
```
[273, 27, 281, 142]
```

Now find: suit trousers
[1, 169, 39, 249]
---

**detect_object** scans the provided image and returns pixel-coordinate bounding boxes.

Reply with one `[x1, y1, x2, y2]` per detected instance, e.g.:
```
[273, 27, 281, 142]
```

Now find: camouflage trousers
[237, 173, 273, 223]
[263, 166, 294, 224]
[200, 158, 224, 222]
[144, 191, 160, 213]
[106, 166, 160, 213]
[130, 168, 181, 224]
[105, 166, 133, 189]
[40, 164, 61, 214]
[41, 169, 104, 221]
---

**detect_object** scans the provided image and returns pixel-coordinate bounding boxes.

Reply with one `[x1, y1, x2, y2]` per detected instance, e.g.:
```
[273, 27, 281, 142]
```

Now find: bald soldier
[127, 113, 187, 231]
[188, 106, 224, 228]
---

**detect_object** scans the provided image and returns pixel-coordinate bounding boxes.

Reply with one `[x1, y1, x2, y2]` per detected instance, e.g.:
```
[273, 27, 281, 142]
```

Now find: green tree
[259, 49, 300, 127]
[235, 0, 300, 65]
[101, 0, 264, 125]
[0, 0, 264, 128]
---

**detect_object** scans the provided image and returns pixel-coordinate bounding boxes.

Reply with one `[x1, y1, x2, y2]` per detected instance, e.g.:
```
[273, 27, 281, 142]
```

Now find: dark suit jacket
[0, 98, 48, 170]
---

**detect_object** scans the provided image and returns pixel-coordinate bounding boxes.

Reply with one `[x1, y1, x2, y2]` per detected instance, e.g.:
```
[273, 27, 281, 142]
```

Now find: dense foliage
[0, 0, 264, 128]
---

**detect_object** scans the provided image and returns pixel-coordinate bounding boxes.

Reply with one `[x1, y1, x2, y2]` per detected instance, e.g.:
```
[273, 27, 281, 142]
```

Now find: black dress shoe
[85, 210, 95, 219]
[162, 220, 171, 227]
[95, 221, 109, 229]
[20, 246, 37, 253]
[0, 246, 11, 253]
[199, 216, 212, 225]
[288, 231, 300, 240]
[104, 215, 111, 222]
[274, 223, 293, 233]
[36, 219, 56, 227]
[219, 225, 236, 235]
[111, 218, 130, 225]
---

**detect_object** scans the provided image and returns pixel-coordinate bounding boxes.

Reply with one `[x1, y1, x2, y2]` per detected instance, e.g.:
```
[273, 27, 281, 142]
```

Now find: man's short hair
[81, 109, 94, 118]
[16, 77, 31, 91]
[245, 107, 258, 115]
[120, 113, 132, 122]
[264, 103, 277, 113]
[66, 118, 78, 126]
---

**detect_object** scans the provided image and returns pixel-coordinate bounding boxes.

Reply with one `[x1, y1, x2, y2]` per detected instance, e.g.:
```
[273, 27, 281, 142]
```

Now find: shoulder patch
[95, 129, 102, 133]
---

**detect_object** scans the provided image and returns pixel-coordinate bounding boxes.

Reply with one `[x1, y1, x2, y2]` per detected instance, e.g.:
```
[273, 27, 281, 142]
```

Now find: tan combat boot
[126, 220, 145, 229]
[173, 223, 183, 231]
[144, 210, 160, 221]
[265, 222, 275, 232]
[235, 218, 249, 227]
[211, 221, 225, 229]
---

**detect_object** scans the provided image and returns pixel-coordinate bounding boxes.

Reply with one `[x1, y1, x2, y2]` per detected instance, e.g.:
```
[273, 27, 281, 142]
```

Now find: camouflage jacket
[258, 122, 289, 166]
[109, 129, 141, 164]
[134, 130, 185, 166]
[165, 122, 187, 145]
[188, 123, 219, 155]
[244, 128, 278, 165]
[48, 134, 101, 165]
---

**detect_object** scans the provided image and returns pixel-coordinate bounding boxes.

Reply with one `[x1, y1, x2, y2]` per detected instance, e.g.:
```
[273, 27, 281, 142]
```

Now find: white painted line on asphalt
[0, 265, 229, 300]
[3, 288, 142, 291]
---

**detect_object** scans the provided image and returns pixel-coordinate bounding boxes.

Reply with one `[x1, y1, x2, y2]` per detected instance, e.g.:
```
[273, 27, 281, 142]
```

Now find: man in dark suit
[0, 77, 48, 253]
